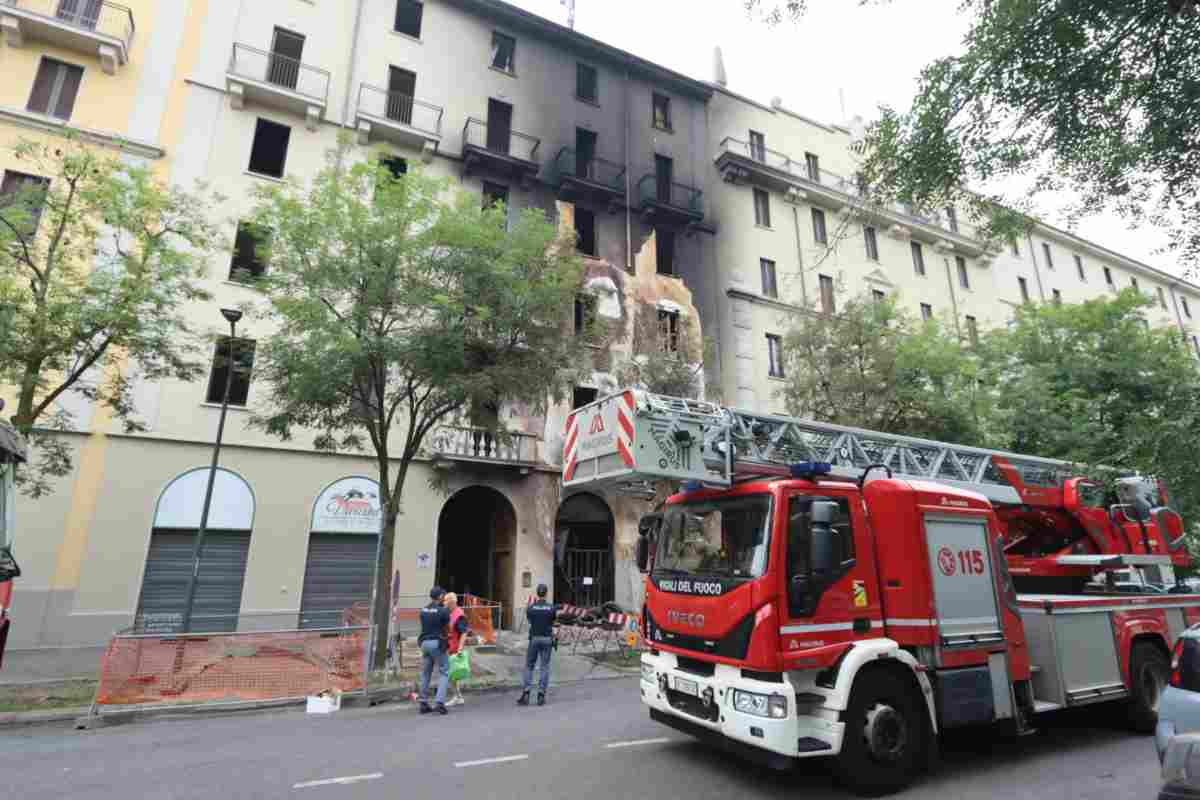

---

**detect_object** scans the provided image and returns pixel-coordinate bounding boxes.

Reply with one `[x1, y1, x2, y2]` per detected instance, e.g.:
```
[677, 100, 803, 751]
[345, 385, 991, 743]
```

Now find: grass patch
[0, 680, 97, 713]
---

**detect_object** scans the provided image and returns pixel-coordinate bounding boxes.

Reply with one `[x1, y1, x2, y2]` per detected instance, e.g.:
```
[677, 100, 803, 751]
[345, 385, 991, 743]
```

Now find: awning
[0, 422, 28, 463]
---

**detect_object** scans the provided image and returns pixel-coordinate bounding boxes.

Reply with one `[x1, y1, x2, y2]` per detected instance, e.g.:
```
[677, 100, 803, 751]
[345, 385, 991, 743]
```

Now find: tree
[247, 146, 586, 668]
[987, 289, 1200, 523]
[0, 137, 220, 497]
[747, 2, 1200, 274]
[780, 293, 993, 444]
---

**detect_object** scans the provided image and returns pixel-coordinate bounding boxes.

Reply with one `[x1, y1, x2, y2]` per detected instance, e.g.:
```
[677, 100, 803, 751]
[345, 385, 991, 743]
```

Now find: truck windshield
[655, 494, 772, 579]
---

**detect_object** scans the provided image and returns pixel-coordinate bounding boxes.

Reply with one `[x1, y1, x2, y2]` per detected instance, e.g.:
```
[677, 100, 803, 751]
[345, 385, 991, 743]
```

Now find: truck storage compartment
[1020, 604, 1125, 707]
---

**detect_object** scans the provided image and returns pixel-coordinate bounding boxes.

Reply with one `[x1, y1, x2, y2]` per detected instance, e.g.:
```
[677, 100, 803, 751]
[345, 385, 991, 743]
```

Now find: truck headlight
[732, 690, 788, 719]
[641, 662, 656, 684]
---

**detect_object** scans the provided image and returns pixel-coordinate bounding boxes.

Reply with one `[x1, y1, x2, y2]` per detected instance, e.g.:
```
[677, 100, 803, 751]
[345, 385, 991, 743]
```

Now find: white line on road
[604, 738, 673, 749]
[294, 773, 383, 789]
[454, 754, 530, 768]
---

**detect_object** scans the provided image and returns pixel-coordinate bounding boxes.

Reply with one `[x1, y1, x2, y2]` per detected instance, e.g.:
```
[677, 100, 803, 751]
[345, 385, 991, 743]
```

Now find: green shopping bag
[448, 649, 471, 682]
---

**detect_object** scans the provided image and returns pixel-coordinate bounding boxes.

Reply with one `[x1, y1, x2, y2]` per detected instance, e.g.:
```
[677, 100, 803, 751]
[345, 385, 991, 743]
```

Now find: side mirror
[636, 535, 650, 573]
[810, 500, 840, 589]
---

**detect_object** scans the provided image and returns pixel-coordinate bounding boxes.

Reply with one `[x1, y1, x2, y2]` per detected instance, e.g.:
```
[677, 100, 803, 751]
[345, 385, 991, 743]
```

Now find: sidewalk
[0, 646, 105, 686]
[470, 630, 634, 685]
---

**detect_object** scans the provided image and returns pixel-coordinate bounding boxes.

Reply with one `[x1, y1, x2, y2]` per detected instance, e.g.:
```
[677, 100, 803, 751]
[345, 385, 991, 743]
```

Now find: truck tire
[1128, 641, 1169, 734]
[835, 670, 928, 797]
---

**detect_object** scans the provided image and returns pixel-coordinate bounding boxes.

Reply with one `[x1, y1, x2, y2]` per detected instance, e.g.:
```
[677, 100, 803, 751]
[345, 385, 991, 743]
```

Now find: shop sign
[311, 477, 382, 533]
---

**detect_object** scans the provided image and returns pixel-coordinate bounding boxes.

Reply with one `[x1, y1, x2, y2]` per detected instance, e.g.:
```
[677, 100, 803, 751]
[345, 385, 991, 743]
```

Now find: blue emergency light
[790, 461, 833, 479]
[682, 481, 703, 492]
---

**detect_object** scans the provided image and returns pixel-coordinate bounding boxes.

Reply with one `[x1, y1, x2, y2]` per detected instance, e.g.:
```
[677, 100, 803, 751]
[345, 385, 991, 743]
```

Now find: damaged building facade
[6, 0, 1199, 650]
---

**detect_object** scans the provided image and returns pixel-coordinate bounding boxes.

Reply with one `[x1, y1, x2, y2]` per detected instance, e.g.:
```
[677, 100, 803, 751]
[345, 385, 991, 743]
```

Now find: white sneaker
[447, 695, 465, 706]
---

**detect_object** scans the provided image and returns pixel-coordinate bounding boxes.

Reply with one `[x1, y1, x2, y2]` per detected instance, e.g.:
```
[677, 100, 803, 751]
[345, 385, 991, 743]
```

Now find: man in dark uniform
[418, 586, 451, 715]
[518, 583, 555, 706]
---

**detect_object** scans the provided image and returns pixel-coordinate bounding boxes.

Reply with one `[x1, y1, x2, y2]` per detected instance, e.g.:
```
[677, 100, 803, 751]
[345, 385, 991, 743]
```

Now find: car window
[1181, 638, 1200, 693]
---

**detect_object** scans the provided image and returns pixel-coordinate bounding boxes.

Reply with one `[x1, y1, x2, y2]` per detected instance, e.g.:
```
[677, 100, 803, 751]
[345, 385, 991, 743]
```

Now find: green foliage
[987, 289, 1200, 524]
[0, 137, 220, 496]
[247, 143, 586, 667]
[854, 0, 1200, 273]
[780, 293, 993, 443]
[617, 303, 716, 401]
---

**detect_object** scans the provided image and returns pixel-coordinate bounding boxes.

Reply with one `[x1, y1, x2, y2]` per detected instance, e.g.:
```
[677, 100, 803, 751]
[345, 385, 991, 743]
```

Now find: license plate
[674, 677, 698, 696]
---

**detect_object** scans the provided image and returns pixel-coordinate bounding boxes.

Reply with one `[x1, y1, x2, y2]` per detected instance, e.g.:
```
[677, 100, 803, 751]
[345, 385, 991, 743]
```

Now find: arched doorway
[136, 467, 255, 634]
[436, 486, 516, 627]
[555, 493, 614, 608]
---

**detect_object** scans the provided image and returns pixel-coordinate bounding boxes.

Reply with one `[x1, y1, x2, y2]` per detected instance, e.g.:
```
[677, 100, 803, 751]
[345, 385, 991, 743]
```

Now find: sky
[506, 0, 1179, 277]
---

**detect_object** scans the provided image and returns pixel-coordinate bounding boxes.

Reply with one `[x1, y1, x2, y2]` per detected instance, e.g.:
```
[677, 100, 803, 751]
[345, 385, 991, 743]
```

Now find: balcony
[226, 43, 330, 131]
[714, 136, 985, 256]
[1, 0, 133, 74]
[354, 83, 443, 162]
[637, 174, 703, 227]
[549, 147, 625, 211]
[461, 117, 541, 187]
[429, 426, 538, 471]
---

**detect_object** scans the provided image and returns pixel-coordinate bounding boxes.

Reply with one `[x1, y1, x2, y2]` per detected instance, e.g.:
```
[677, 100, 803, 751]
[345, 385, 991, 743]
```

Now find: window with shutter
[27, 58, 83, 120]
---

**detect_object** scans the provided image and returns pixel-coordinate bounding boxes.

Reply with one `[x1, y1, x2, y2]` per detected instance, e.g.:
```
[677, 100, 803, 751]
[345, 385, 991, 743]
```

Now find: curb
[0, 673, 638, 729]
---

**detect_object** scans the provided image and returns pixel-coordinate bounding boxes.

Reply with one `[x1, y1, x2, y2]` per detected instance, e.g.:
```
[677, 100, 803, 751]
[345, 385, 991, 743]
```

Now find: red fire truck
[562, 390, 1197, 795]
[0, 418, 26, 669]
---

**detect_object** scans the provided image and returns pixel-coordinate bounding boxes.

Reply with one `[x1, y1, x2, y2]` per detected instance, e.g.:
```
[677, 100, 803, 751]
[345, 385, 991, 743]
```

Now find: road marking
[604, 737, 672, 749]
[454, 754, 530, 768]
[294, 773, 383, 789]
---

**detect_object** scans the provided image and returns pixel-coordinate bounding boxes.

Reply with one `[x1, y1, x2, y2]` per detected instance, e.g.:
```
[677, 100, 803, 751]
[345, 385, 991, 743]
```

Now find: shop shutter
[298, 534, 378, 630]
[135, 530, 251, 634]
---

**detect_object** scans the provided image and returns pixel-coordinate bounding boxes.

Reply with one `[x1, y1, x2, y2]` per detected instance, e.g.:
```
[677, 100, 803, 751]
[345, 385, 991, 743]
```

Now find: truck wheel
[835, 670, 927, 797]
[1128, 641, 1169, 734]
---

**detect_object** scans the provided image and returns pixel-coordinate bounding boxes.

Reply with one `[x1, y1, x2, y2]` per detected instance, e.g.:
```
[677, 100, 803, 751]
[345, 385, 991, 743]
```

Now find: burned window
[573, 294, 596, 337]
[652, 92, 672, 130]
[658, 310, 679, 353]
[575, 207, 597, 256]
[482, 181, 508, 211]
[656, 227, 675, 275]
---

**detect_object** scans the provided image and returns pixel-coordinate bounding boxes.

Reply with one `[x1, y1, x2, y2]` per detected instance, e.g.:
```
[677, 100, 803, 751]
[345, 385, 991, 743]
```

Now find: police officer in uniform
[518, 583, 555, 706]
[417, 586, 451, 715]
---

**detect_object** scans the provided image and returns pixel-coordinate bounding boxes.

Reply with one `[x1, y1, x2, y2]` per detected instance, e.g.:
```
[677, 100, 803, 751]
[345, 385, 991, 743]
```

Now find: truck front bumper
[640, 650, 844, 761]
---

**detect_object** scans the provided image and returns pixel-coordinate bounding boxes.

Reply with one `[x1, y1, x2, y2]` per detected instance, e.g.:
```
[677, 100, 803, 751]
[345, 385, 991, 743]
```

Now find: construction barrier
[461, 594, 500, 645]
[554, 607, 642, 658]
[93, 625, 370, 709]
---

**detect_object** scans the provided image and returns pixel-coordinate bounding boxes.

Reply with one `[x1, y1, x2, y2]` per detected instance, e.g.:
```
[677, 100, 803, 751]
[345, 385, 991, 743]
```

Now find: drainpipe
[791, 205, 809, 308]
[341, 0, 366, 131]
[624, 66, 632, 271]
[942, 255, 962, 338]
[1025, 229, 1047, 301]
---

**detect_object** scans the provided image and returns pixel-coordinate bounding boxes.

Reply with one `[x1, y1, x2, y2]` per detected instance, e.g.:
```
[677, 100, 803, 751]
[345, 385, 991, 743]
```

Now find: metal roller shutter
[298, 534, 378, 629]
[135, 530, 251, 634]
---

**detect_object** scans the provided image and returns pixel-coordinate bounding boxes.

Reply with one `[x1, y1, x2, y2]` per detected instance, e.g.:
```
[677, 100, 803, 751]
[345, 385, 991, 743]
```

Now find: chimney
[712, 46, 727, 87]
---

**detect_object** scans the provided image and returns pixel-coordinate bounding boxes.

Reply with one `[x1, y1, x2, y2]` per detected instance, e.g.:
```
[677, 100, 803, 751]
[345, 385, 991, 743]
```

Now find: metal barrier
[90, 623, 371, 716]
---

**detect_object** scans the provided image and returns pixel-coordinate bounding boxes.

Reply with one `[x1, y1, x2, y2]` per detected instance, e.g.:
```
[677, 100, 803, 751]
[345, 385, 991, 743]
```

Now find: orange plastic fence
[461, 594, 498, 645]
[95, 627, 369, 707]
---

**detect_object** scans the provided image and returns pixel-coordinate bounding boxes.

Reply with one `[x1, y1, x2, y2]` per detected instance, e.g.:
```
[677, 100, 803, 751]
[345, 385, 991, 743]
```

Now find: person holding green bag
[444, 592, 471, 706]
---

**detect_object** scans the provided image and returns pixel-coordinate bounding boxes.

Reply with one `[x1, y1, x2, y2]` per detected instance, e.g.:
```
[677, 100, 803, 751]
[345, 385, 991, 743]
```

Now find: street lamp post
[179, 308, 243, 633]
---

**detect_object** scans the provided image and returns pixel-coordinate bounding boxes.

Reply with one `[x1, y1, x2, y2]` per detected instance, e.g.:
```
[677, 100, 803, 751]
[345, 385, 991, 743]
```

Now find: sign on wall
[311, 476, 382, 534]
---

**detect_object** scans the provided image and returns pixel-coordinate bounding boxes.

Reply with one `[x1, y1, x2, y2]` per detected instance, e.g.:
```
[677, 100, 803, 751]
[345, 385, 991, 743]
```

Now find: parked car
[1158, 626, 1200, 764]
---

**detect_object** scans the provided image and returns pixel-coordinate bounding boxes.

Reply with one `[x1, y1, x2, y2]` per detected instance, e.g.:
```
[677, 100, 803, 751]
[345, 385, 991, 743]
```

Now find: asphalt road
[0, 677, 1163, 799]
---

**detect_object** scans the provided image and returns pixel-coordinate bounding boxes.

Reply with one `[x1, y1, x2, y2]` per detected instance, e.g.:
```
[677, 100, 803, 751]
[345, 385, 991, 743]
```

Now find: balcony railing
[637, 174, 703, 216]
[429, 426, 537, 465]
[551, 147, 625, 192]
[718, 136, 981, 239]
[462, 117, 540, 163]
[356, 84, 442, 137]
[2, 0, 134, 61]
[228, 43, 330, 104]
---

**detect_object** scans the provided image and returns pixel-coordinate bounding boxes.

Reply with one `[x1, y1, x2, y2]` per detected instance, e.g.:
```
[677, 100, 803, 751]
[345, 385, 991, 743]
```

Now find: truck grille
[666, 688, 719, 722]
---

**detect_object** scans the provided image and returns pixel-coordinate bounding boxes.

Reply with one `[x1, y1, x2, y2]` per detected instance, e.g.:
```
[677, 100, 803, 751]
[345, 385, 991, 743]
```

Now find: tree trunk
[370, 505, 399, 670]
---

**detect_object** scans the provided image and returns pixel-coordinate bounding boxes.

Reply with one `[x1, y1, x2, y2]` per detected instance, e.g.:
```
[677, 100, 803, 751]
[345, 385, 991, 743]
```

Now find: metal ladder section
[636, 392, 1073, 504]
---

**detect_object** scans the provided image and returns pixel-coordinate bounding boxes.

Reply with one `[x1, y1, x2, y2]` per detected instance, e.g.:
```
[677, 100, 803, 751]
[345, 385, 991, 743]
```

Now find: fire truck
[0, 418, 26, 669]
[562, 390, 1197, 795]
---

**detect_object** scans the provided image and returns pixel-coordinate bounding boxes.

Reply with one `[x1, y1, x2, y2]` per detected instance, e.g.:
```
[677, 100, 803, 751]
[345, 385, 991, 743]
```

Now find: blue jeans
[523, 636, 553, 693]
[419, 639, 449, 705]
